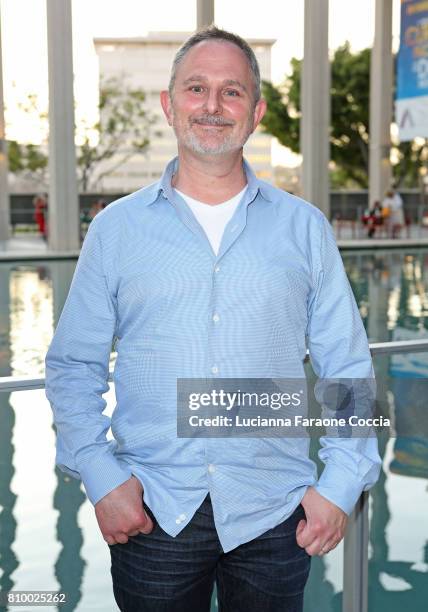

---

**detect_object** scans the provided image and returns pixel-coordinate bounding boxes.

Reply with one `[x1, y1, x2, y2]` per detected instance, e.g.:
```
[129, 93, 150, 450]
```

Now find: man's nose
[202, 88, 223, 114]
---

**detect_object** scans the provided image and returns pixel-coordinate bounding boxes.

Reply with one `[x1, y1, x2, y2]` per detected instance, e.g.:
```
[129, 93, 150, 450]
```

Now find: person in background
[363, 201, 384, 238]
[33, 193, 48, 241]
[81, 200, 108, 242]
[89, 198, 108, 221]
[382, 189, 404, 238]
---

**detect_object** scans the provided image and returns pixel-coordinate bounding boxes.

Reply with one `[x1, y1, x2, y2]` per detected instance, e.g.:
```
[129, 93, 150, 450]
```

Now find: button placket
[209, 260, 223, 375]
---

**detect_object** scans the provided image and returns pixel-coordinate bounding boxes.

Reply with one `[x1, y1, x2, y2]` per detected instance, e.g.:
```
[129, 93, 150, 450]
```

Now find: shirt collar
[146, 155, 272, 205]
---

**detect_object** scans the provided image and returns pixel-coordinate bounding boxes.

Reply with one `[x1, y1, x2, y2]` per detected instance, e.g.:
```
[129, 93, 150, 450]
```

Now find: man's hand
[296, 486, 347, 556]
[95, 475, 154, 545]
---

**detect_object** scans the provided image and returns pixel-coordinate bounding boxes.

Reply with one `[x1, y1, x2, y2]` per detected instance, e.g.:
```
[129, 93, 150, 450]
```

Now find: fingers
[296, 518, 323, 551]
[104, 508, 154, 545]
[104, 531, 130, 545]
[318, 536, 341, 556]
[296, 518, 343, 556]
[295, 519, 307, 547]
[116, 532, 130, 544]
[139, 509, 154, 534]
[127, 529, 140, 536]
[97, 479, 154, 546]
[306, 532, 342, 556]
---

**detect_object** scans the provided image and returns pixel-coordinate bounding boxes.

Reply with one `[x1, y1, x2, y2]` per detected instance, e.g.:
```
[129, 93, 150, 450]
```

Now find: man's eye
[190, 86, 203, 93]
[225, 90, 239, 96]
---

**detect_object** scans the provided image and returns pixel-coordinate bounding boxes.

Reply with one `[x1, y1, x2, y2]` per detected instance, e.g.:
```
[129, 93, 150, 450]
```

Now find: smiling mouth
[192, 118, 234, 128]
[193, 123, 233, 132]
[196, 123, 228, 128]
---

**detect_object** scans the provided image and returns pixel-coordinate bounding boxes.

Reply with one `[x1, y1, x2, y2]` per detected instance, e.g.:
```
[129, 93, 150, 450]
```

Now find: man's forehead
[176, 40, 251, 77]
[182, 74, 248, 93]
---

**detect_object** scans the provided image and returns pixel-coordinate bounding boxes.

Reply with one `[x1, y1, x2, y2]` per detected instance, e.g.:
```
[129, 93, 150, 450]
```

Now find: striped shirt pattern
[45, 156, 381, 552]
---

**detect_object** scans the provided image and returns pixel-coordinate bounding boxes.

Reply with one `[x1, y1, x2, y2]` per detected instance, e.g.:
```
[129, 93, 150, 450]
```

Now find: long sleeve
[306, 215, 382, 515]
[45, 217, 132, 505]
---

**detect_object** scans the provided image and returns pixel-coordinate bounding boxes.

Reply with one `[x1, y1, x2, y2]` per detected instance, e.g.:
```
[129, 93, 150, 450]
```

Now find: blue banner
[396, 0, 428, 140]
[397, 0, 428, 99]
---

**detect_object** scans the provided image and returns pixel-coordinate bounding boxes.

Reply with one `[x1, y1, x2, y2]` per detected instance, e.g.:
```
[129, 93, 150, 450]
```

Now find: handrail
[1, 338, 428, 392]
[368, 338, 428, 354]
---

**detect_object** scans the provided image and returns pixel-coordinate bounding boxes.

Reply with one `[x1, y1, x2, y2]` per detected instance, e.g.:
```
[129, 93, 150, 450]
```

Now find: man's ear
[160, 90, 173, 126]
[252, 98, 267, 132]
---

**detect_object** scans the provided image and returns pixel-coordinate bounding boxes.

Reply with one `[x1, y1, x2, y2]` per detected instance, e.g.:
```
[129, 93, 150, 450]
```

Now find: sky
[0, 0, 402, 166]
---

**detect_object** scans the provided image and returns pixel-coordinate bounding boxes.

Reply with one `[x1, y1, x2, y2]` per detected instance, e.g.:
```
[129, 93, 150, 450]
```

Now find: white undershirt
[174, 185, 248, 255]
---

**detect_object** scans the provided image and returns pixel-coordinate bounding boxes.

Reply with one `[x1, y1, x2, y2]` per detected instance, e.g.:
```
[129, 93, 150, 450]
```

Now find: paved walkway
[333, 221, 428, 249]
[0, 234, 80, 260]
[1, 225, 428, 261]
[1, 234, 47, 252]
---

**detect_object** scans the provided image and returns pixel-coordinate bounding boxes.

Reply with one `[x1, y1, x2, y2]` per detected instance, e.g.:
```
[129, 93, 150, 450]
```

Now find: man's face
[161, 40, 266, 156]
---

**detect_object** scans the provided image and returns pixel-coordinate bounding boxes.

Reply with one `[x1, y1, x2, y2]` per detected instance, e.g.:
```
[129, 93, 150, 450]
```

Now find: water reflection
[0, 249, 427, 612]
[343, 250, 428, 339]
[53, 468, 86, 612]
[368, 437, 428, 611]
[0, 261, 87, 612]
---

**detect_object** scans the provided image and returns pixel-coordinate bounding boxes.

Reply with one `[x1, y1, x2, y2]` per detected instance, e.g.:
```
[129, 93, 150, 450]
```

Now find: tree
[261, 42, 427, 189]
[8, 140, 48, 185]
[7, 92, 49, 187]
[7, 76, 160, 192]
[76, 76, 161, 191]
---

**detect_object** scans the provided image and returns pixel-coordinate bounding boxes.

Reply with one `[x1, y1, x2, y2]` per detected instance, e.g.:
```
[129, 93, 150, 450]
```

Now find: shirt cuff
[313, 463, 365, 515]
[78, 451, 133, 506]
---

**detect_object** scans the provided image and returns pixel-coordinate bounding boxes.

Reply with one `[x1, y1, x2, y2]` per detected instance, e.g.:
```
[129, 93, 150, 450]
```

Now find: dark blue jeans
[109, 493, 311, 612]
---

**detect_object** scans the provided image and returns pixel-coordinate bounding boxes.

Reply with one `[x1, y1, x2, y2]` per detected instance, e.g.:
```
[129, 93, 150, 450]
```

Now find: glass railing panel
[2, 349, 427, 612]
[301, 360, 344, 612]
[303, 542, 344, 612]
[367, 352, 428, 611]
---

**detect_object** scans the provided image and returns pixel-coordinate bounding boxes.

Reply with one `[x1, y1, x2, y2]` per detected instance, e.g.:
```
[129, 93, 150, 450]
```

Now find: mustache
[191, 115, 235, 126]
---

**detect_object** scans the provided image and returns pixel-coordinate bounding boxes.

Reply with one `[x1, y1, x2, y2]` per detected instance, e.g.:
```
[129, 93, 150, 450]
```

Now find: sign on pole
[395, 0, 428, 141]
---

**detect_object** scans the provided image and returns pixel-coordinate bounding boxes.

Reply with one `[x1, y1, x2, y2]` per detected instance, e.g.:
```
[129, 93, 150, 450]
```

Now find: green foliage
[7, 76, 160, 191]
[261, 42, 427, 189]
[77, 76, 161, 191]
[393, 139, 428, 188]
[7, 140, 48, 183]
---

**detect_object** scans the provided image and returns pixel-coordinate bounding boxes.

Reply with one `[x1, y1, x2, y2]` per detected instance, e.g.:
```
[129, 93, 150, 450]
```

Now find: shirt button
[179, 513, 186, 521]
[211, 365, 219, 374]
[208, 464, 216, 473]
[175, 518, 181, 524]
[214, 266, 220, 273]
[212, 313, 220, 323]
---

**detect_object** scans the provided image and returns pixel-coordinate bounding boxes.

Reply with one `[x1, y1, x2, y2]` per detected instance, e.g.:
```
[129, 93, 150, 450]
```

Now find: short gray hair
[168, 26, 261, 103]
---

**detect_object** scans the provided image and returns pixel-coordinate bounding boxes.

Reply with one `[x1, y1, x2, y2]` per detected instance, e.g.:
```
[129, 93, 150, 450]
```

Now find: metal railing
[2, 339, 427, 393]
[1, 337, 428, 612]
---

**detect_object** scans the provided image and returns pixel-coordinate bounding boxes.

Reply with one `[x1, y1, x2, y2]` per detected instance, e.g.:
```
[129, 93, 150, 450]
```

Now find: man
[45, 26, 381, 612]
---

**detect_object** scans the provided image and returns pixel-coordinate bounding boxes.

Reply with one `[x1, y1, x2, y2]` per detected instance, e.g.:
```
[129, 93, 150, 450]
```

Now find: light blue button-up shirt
[45, 156, 381, 553]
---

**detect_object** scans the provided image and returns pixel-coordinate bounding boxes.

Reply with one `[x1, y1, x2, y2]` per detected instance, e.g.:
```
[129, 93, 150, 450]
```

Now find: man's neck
[171, 148, 247, 205]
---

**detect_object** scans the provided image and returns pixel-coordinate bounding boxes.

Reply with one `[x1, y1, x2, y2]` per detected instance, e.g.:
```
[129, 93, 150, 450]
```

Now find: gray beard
[172, 116, 254, 156]
[179, 129, 246, 155]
